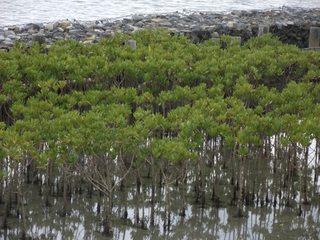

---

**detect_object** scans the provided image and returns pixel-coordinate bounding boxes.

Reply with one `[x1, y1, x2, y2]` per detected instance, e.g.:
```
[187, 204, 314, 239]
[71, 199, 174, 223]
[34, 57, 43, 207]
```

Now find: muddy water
[1, 155, 320, 240]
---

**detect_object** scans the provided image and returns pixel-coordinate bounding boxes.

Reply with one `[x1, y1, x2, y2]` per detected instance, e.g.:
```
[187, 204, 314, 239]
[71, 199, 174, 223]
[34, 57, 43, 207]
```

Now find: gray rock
[17, 33, 30, 37]
[85, 30, 96, 37]
[66, 25, 74, 30]
[68, 29, 85, 37]
[53, 31, 65, 39]
[284, 10, 295, 17]
[4, 30, 15, 37]
[72, 23, 85, 30]
[170, 11, 181, 17]
[190, 25, 201, 31]
[167, 17, 179, 24]
[134, 22, 144, 28]
[236, 23, 246, 30]
[158, 21, 172, 27]
[100, 32, 113, 39]
[24, 23, 41, 31]
[0, 8, 318, 49]
[7, 34, 20, 40]
[142, 16, 152, 22]
[3, 39, 13, 45]
[94, 29, 104, 35]
[123, 18, 133, 24]
[203, 20, 214, 26]
[94, 23, 105, 29]
[132, 14, 145, 22]
[122, 24, 134, 32]
[104, 22, 115, 27]
[276, 21, 286, 29]
[211, 32, 220, 38]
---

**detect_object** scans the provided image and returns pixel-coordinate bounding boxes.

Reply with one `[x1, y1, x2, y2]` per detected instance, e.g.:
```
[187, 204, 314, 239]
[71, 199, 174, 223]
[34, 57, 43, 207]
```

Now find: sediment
[0, 7, 320, 51]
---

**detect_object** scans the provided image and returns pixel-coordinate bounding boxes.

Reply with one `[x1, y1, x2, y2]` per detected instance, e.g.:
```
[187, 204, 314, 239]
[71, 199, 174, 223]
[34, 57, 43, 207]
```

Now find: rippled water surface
[1, 0, 320, 26]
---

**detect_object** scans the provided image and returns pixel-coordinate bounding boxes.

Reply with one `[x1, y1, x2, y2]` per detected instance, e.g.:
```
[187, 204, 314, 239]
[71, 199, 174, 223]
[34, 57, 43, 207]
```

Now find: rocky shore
[0, 7, 320, 51]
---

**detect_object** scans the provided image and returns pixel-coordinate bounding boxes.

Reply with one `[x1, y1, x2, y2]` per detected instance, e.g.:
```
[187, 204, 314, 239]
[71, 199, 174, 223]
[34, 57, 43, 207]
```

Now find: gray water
[1, 0, 320, 27]
[2, 156, 320, 240]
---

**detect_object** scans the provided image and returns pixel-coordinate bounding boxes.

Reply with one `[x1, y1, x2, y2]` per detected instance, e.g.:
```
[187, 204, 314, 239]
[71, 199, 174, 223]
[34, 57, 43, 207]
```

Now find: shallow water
[1, 0, 320, 27]
[1, 153, 320, 240]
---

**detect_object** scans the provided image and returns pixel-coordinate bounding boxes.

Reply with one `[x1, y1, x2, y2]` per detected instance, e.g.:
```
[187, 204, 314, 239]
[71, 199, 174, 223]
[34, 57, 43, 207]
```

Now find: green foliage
[0, 30, 320, 167]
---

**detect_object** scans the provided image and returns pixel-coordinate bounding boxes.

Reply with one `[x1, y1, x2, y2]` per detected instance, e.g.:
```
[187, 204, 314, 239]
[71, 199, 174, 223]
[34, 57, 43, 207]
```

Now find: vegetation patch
[1, 29, 320, 238]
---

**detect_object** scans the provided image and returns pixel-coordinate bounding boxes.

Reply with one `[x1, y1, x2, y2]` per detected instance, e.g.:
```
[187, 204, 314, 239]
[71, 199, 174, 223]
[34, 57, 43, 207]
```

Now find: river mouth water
[1, 142, 320, 240]
[1, 0, 320, 27]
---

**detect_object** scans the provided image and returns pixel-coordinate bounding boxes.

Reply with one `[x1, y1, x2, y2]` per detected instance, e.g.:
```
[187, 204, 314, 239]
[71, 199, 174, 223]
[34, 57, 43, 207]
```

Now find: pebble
[0, 7, 320, 51]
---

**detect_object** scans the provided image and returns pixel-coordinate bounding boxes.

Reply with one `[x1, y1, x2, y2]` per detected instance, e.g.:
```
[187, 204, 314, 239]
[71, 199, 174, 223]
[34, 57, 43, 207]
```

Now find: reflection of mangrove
[2, 146, 319, 239]
[2, 141, 319, 235]
[1, 29, 320, 239]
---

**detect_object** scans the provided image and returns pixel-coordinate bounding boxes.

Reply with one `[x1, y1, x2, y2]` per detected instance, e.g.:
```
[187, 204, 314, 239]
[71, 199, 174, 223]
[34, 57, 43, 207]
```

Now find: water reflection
[1, 149, 320, 239]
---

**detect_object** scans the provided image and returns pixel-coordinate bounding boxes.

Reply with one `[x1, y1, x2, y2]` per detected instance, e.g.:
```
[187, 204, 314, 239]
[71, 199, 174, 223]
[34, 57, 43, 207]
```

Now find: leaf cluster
[1, 30, 320, 165]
